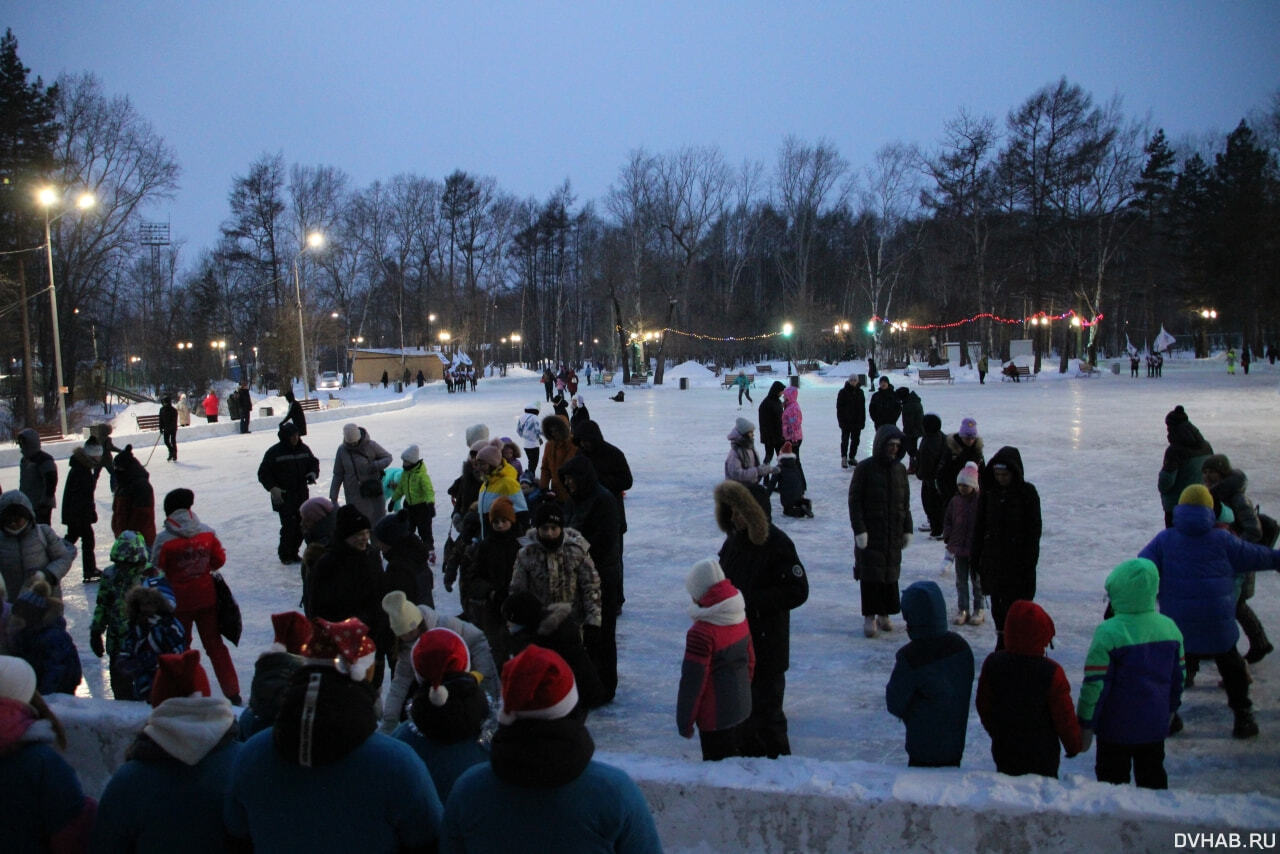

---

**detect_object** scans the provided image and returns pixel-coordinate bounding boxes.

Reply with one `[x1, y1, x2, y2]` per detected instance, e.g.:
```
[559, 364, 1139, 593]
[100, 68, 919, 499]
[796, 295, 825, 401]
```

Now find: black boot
[1245, 640, 1274, 665]
[1233, 707, 1259, 739]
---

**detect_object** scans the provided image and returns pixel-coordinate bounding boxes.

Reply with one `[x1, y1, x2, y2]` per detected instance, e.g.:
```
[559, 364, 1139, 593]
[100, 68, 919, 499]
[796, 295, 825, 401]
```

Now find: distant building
[350, 347, 448, 384]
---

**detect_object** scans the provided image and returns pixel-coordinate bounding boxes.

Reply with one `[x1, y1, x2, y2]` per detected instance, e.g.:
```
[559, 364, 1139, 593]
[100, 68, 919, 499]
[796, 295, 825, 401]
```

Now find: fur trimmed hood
[714, 480, 769, 546]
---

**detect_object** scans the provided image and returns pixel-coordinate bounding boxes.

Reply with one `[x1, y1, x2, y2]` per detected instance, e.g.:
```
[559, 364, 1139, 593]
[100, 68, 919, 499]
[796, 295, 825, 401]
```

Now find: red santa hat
[498, 645, 578, 725]
[303, 617, 378, 681]
[149, 649, 211, 706]
[268, 611, 313, 655]
[411, 627, 472, 706]
[779, 441, 795, 457]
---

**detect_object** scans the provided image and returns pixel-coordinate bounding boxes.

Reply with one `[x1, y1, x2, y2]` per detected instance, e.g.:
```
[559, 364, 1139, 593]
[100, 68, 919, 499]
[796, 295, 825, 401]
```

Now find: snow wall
[49, 695, 1280, 854]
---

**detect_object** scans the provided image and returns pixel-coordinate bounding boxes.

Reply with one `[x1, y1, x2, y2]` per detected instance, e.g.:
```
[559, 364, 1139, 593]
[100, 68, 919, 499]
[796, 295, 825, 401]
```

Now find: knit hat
[498, 645, 579, 725]
[779, 441, 794, 457]
[83, 436, 103, 459]
[0, 656, 38, 704]
[465, 424, 490, 447]
[333, 505, 372, 540]
[895, 386, 909, 401]
[956, 462, 980, 489]
[501, 591, 544, 629]
[373, 511, 412, 546]
[958, 418, 978, 439]
[534, 501, 564, 528]
[401, 444, 421, 465]
[303, 617, 378, 681]
[476, 440, 503, 469]
[163, 488, 195, 516]
[488, 495, 516, 526]
[411, 628, 471, 707]
[149, 649, 211, 706]
[110, 530, 150, 567]
[1201, 454, 1232, 478]
[734, 417, 754, 436]
[526, 402, 541, 414]
[686, 558, 725, 602]
[298, 497, 335, 528]
[342, 423, 361, 444]
[382, 590, 425, 637]
[269, 611, 313, 655]
[1179, 484, 1214, 509]
[12, 580, 55, 627]
[1165, 405, 1189, 426]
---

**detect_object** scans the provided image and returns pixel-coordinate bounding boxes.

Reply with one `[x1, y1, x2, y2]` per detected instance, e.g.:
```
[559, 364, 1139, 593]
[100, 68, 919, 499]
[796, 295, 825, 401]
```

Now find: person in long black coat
[571, 419, 633, 602]
[848, 425, 913, 636]
[868, 376, 901, 430]
[279, 390, 307, 436]
[306, 506, 392, 679]
[835, 375, 866, 467]
[897, 388, 924, 471]
[158, 397, 178, 461]
[62, 438, 104, 581]
[757, 381, 787, 465]
[258, 422, 320, 565]
[971, 445, 1042, 649]
[714, 479, 809, 758]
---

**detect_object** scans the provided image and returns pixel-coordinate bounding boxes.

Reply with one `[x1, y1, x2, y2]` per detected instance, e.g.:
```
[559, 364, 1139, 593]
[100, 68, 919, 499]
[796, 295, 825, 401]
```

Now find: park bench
[626, 374, 651, 388]
[1078, 363, 1101, 379]
[755, 364, 775, 374]
[298, 398, 322, 412]
[796, 361, 821, 374]
[599, 372, 615, 387]
[135, 414, 161, 431]
[887, 361, 910, 371]
[19, 426, 65, 444]
[722, 373, 756, 389]
[1001, 365, 1035, 382]
[917, 368, 954, 384]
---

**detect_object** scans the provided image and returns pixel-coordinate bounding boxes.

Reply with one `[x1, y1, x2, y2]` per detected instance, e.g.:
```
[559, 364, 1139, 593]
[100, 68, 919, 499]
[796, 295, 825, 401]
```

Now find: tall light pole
[38, 187, 95, 437]
[293, 231, 325, 400]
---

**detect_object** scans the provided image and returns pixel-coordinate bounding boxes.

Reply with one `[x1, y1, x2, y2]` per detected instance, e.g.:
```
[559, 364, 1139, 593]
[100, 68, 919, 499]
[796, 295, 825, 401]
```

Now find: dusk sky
[9, 2, 1279, 254]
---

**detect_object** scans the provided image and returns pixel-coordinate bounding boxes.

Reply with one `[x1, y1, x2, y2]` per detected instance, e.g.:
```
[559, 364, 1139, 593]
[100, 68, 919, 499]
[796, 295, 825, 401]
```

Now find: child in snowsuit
[942, 462, 984, 625]
[773, 441, 812, 518]
[88, 531, 164, 700]
[1077, 558, 1184, 789]
[977, 600, 1081, 778]
[676, 558, 755, 761]
[118, 583, 187, 701]
[885, 580, 974, 767]
[8, 579, 82, 695]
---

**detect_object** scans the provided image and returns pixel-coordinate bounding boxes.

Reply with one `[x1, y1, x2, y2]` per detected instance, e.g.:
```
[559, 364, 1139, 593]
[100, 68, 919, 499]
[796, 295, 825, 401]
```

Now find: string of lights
[615, 324, 783, 343]
[868, 309, 1104, 330]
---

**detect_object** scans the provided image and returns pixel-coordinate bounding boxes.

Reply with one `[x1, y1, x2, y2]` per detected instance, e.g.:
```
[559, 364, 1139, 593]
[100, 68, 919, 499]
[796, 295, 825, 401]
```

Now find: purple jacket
[942, 490, 980, 557]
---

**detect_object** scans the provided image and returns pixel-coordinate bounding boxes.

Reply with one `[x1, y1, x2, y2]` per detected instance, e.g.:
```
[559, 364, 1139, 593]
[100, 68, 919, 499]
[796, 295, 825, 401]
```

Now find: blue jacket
[885, 581, 975, 767]
[392, 721, 490, 803]
[1139, 503, 1280, 655]
[0, 700, 94, 854]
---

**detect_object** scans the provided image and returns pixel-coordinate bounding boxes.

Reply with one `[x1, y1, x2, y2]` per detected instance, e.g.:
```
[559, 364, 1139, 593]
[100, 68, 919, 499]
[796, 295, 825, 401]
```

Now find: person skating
[279, 389, 308, 436]
[836, 374, 866, 468]
[1158, 405, 1212, 529]
[734, 370, 753, 407]
[62, 436, 104, 582]
[517, 401, 543, 474]
[158, 396, 179, 461]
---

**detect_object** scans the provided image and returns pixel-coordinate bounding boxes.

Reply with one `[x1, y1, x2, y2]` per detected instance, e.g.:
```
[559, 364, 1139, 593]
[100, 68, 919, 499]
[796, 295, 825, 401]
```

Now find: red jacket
[152, 509, 226, 613]
[202, 393, 219, 416]
[676, 579, 755, 738]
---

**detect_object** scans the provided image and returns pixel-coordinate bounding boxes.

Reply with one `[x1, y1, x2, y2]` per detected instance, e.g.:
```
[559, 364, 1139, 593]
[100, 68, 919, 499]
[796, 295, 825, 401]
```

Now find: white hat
[686, 558, 726, 602]
[0, 656, 37, 704]
[465, 424, 490, 447]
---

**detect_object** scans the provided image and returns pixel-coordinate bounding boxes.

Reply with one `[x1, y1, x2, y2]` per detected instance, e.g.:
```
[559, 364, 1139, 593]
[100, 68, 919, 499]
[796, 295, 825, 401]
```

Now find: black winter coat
[835, 383, 866, 430]
[158, 403, 178, 435]
[916, 416, 945, 484]
[972, 446, 1041, 600]
[307, 540, 390, 651]
[382, 534, 430, 606]
[899, 392, 924, 440]
[506, 602, 607, 710]
[848, 426, 913, 582]
[559, 455, 621, 589]
[257, 437, 320, 497]
[62, 449, 101, 526]
[571, 420, 633, 534]
[757, 383, 786, 447]
[868, 388, 901, 428]
[281, 399, 308, 436]
[934, 434, 985, 507]
[470, 527, 522, 604]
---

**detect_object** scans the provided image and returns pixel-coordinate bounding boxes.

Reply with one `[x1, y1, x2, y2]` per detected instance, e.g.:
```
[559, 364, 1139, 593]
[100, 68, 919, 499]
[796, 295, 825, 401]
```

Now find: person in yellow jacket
[389, 445, 437, 562]
[473, 440, 529, 536]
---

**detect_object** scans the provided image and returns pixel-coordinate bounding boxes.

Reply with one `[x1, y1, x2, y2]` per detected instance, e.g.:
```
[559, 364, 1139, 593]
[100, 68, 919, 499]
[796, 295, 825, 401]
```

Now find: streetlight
[293, 230, 325, 400]
[427, 313, 437, 349]
[37, 187, 95, 436]
[210, 339, 227, 377]
[511, 332, 522, 366]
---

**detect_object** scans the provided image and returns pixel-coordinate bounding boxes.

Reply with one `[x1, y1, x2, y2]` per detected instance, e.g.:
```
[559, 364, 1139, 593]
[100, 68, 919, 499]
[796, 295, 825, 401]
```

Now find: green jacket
[391, 460, 435, 507]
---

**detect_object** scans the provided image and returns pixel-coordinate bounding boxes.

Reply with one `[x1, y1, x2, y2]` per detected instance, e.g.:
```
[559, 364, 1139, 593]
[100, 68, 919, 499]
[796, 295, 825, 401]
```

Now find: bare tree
[773, 136, 848, 310]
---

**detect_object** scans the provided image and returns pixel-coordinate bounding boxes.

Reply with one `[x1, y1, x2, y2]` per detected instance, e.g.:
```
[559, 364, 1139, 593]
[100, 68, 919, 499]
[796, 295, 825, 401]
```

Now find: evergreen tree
[0, 28, 59, 251]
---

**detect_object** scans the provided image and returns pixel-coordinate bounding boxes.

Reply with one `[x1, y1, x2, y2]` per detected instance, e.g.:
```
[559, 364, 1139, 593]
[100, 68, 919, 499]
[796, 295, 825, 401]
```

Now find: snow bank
[48, 695, 1279, 854]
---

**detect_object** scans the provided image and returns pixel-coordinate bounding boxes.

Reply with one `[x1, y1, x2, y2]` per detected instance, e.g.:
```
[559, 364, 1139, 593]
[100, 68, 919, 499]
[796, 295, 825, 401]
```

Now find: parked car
[316, 371, 341, 390]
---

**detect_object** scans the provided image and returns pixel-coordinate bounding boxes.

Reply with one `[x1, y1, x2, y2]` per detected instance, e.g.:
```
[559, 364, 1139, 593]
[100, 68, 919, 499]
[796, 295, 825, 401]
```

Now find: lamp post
[781, 322, 795, 375]
[292, 231, 325, 400]
[427, 313, 437, 350]
[511, 332, 522, 367]
[37, 187, 95, 436]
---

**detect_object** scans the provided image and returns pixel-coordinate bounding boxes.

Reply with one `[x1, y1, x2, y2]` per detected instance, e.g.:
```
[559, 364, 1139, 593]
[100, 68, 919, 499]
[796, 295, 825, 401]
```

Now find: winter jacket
[330, 427, 393, 524]
[390, 458, 436, 508]
[933, 433, 984, 508]
[478, 461, 529, 536]
[539, 414, 576, 500]
[976, 600, 1081, 777]
[1208, 469, 1262, 543]
[306, 540, 389, 650]
[152, 510, 225, 615]
[1138, 503, 1280, 655]
[1077, 559, 1184, 745]
[443, 717, 661, 854]
[899, 391, 924, 440]
[239, 651, 303, 741]
[775, 455, 805, 509]
[677, 578, 755, 737]
[17, 428, 57, 517]
[571, 420, 633, 534]
[10, 613, 81, 696]
[517, 410, 543, 449]
[92, 697, 241, 854]
[280, 396, 308, 436]
[780, 386, 803, 443]
[506, 601, 608, 711]
[111, 445, 157, 545]
[382, 606, 498, 732]
[835, 382, 866, 431]
[725, 427, 769, 485]
[0, 699, 96, 854]
[201, 393, 218, 417]
[118, 587, 187, 700]
[465, 526, 522, 608]
[226, 669, 443, 853]
[715, 480, 808, 676]
[257, 431, 320, 498]
[0, 491, 73, 603]
[392, 718, 489, 804]
[560, 455, 622, 587]
[848, 426, 913, 582]
[61, 448, 100, 527]
[509, 528, 602, 629]
[757, 382, 786, 448]
[1158, 420, 1213, 514]
[972, 446, 1041, 602]
[916, 415, 945, 483]
[942, 488, 980, 558]
[158, 401, 178, 435]
[885, 581, 975, 767]
[90, 551, 152, 658]
[868, 386, 901, 428]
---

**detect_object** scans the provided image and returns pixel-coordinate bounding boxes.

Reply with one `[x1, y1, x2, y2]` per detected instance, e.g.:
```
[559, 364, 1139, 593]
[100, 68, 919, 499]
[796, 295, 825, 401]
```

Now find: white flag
[1153, 325, 1177, 352]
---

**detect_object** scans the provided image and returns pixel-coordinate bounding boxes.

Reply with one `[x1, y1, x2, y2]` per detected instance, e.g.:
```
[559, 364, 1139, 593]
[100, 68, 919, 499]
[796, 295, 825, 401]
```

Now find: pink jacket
[781, 387, 803, 442]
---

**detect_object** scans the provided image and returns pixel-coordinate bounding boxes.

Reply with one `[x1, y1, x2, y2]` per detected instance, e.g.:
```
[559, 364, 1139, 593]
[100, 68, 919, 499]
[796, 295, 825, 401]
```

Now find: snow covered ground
[7, 355, 1280, 806]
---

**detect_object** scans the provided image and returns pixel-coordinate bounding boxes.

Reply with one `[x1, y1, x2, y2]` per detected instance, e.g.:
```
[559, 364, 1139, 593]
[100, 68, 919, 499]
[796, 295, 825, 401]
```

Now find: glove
[270, 486, 284, 507]
[387, 500, 396, 513]
[306, 473, 317, 485]
[902, 532, 912, 549]
[855, 532, 868, 550]
[428, 550, 437, 566]
[1079, 727, 1094, 752]
[90, 631, 105, 658]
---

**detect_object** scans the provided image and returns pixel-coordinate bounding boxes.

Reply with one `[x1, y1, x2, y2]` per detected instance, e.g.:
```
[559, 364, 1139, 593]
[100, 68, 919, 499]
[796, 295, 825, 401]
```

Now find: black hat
[163, 488, 195, 516]
[533, 501, 564, 528]
[373, 510, 411, 546]
[334, 505, 372, 540]
[1165, 405, 1188, 426]
[501, 590, 545, 628]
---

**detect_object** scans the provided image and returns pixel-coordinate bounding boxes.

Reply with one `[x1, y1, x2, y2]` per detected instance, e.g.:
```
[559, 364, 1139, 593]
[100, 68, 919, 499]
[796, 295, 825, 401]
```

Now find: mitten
[855, 532, 868, 550]
[90, 631, 105, 658]
[270, 486, 284, 508]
